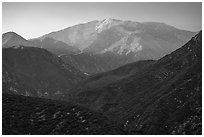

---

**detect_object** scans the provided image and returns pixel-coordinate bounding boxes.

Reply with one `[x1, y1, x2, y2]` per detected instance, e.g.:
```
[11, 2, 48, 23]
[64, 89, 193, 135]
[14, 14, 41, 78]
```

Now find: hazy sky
[2, 2, 202, 39]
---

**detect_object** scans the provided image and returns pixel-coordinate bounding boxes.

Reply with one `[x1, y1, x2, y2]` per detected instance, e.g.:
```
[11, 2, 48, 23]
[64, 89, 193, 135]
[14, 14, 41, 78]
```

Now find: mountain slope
[31, 37, 80, 55]
[72, 31, 202, 134]
[4, 20, 195, 75]
[61, 52, 139, 74]
[71, 60, 155, 95]
[2, 45, 85, 100]
[36, 20, 99, 51]
[3, 32, 35, 48]
[2, 93, 123, 135]
[34, 19, 195, 74]
[2, 32, 79, 55]
[36, 19, 195, 58]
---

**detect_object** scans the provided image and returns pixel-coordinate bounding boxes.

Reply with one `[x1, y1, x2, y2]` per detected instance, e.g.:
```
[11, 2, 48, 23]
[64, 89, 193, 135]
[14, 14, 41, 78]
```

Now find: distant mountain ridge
[2, 19, 196, 74]
[30, 19, 196, 74]
[31, 37, 80, 55]
[3, 32, 79, 55]
[34, 19, 195, 58]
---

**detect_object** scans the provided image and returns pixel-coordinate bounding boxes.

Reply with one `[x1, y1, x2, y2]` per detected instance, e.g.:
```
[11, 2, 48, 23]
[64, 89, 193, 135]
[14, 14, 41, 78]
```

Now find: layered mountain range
[35, 19, 194, 56]
[2, 19, 202, 135]
[72, 31, 202, 134]
[3, 19, 196, 74]
[33, 19, 195, 74]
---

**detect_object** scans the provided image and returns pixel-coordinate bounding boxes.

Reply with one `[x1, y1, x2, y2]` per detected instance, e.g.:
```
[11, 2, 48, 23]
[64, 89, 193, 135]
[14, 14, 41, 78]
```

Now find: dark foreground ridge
[2, 93, 124, 135]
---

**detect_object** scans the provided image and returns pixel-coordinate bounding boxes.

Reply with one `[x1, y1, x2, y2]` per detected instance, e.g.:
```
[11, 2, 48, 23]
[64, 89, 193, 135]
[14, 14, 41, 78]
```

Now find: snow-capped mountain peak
[95, 18, 122, 33]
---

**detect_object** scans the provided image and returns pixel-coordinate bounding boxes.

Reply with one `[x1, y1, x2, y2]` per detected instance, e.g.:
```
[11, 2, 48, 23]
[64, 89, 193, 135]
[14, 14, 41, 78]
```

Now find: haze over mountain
[3, 32, 79, 55]
[3, 3, 201, 39]
[3, 19, 196, 74]
[31, 19, 196, 74]
[36, 19, 195, 56]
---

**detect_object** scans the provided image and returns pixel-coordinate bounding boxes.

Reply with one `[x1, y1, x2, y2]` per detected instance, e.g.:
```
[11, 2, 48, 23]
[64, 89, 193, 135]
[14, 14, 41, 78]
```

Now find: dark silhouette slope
[2, 93, 123, 135]
[2, 45, 85, 100]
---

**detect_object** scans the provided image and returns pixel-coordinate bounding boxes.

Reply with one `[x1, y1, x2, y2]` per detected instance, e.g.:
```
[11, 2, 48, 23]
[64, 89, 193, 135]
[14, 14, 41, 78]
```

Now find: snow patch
[84, 72, 89, 75]
[100, 35, 142, 55]
[95, 18, 121, 33]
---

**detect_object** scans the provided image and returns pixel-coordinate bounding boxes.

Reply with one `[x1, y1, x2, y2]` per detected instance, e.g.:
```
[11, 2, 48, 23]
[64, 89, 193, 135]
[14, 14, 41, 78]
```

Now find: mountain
[2, 32, 79, 55]
[30, 37, 80, 55]
[3, 93, 123, 135]
[3, 20, 195, 75]
[71, 60, 155, 94]
[60, 52, 138, 75]
[72, 31, 202, 134]
[36, 19, 195, 57]
[2, 32, 36, 48]
[2, 45, 86, 100]
[35, 20, 99, 51]
[33, 19, 195, 74]
[2, 27, 201, 135]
